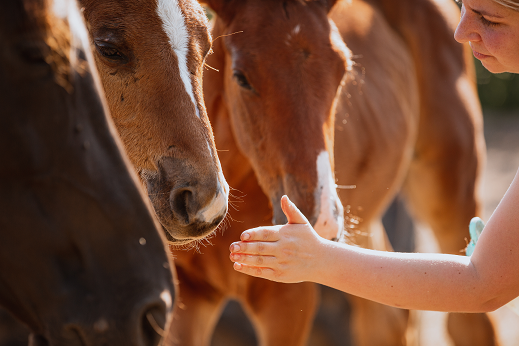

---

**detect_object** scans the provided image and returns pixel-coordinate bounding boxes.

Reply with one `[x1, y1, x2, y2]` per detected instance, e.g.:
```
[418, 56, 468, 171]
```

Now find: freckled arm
[232, 170, 519, 313]
[311, 169, 519, 312]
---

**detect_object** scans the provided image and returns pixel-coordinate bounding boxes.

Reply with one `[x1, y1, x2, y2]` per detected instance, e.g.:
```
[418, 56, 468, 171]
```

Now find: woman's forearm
[312, 240, 498, 312]
[231, 191, 519, 313]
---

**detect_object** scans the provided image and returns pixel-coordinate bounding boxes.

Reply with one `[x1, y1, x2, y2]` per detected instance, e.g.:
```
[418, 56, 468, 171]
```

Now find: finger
[241, 227, 280, 242]
[229, 252, 277, 266]
[281, 195, 308, 225]
[233, 262, 276, 280]
[229, 241, 276, 255]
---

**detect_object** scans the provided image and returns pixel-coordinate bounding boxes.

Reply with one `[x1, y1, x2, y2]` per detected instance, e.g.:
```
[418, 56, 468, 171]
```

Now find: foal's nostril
[170, 188, 194, 225]
[140, 307, 166, 346]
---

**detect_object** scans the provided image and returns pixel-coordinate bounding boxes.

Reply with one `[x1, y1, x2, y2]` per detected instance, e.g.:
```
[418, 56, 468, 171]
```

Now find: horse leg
[403, 129, 497, 346]
[382, 194, 416, 253]
[447, 313, 499, 346]
[346, 221, 410, 346]
[164, 266, 226, 346]
[242, 279, 318, 346]
[348, 295, 409, 346]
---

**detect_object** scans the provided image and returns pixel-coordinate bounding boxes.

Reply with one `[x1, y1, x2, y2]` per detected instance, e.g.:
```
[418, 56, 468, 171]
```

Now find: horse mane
[23, 0, 73, 91]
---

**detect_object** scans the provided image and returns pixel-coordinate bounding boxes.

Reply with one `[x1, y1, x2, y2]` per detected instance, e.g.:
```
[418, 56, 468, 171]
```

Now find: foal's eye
[94, 41, 128, 63]
[233, 70, 252, 90]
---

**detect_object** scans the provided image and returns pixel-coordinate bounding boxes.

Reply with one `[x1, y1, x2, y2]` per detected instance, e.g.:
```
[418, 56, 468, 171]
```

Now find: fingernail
[234, 263, 242, 270]
[242, 232, 250, 240]
[233, 244, 240, 252]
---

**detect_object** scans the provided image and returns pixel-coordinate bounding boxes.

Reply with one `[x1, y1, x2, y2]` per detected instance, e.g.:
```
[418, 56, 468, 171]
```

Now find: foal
[169, 1, 348, 345]
[79, 0, 229, 244]
[0, 0, 174, 344]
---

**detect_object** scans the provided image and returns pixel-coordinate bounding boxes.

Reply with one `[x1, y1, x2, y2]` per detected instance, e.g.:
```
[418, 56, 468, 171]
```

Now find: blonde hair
[494, 0, 519, 11]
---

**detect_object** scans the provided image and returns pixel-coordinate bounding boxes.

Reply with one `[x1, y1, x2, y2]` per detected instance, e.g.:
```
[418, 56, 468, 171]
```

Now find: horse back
[330, 0, 419, 238]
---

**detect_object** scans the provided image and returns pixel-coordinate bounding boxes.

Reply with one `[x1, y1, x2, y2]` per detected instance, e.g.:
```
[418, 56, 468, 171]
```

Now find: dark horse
[0, 0, 175, 345]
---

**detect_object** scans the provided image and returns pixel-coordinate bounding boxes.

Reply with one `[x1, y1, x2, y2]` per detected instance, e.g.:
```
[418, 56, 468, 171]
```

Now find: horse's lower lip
[167, 237, 195, 245]
[161, 215, 224, 244]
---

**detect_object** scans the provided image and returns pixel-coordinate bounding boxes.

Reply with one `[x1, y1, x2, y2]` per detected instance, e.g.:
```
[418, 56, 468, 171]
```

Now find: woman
[456, 0, 519, 73]
[229, 0, 519, 313]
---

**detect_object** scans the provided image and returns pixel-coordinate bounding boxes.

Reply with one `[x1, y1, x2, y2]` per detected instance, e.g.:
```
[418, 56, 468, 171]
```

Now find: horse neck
[364, 0, 462, 49]
[359, 0, 469, 83]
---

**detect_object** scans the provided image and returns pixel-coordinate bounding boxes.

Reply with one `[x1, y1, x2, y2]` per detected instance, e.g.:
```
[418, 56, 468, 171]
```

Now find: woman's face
[455, 0, 519, 73]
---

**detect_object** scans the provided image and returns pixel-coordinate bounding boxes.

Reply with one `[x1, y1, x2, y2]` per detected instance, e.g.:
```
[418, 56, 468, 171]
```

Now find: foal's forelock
[36, 0, 95, 91]
[156, 0, 204, 119]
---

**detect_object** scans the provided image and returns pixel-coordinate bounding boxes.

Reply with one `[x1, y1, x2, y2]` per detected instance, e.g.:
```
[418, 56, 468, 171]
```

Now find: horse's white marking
[200, 170, 229, 222]
[313, 151, 344, 240]
[160, 290, 172, 309]
[157, 0, 201, 118]
[292, 24, 301, 35]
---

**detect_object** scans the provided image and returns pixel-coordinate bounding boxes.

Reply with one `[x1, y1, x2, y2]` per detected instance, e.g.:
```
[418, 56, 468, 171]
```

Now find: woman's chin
[482, 62, 504, 74]
[481, 60, 516, 74]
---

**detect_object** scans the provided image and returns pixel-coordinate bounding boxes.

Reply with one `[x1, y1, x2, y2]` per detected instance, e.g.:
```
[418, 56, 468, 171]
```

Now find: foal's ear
[199, 0, 237, 22]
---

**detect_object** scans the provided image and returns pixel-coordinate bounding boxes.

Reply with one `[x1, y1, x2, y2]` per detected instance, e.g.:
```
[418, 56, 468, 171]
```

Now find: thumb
[280, 195, 309, 225]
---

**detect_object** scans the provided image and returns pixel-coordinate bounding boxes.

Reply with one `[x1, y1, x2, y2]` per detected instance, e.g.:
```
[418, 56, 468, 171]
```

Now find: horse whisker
[204, 62, 219, 72]
[145, 312, 166, 337]
[213, 31, 244, 42]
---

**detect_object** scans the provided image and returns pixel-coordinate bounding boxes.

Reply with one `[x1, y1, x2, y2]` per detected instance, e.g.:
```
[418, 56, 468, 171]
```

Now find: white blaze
[313, 151, 344, 240]
[200, 170, 229, 222]
[156, 0, 229, 224]
[157, 0, 201, 118]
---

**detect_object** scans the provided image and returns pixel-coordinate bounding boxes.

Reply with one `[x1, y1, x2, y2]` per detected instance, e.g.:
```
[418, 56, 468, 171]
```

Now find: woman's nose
[454, 5, 480, 43]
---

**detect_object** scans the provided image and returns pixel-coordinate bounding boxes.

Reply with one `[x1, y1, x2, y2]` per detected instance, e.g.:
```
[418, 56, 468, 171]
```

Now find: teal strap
[466, 217, 485, 257]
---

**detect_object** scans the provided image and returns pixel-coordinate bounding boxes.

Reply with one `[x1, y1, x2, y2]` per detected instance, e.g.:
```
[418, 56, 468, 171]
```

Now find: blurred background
[476, 60, 519, 110]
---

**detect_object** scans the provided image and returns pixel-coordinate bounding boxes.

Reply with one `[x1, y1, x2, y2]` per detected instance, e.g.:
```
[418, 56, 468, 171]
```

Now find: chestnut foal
[79, 0, 229, 244]
[169, 0, 492, 345]
[169, 1, 349, 345]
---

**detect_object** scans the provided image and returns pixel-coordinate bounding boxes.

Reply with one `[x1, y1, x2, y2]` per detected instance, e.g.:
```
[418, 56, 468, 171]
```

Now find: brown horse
[0, 0, 174, 345]
[79, 0, 229, 244]
[169, 0, 493, 345]
[168, 1, 348, 345]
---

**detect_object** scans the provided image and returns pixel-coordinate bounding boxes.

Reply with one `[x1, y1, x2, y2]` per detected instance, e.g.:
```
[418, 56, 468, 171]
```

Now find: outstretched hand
[229, 195, 327, 283]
